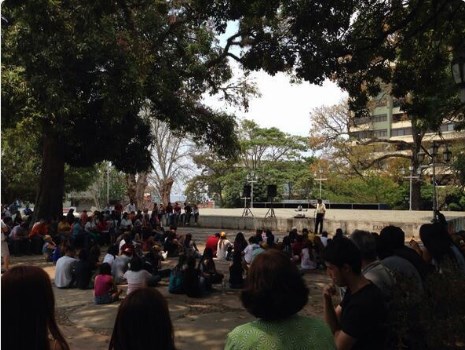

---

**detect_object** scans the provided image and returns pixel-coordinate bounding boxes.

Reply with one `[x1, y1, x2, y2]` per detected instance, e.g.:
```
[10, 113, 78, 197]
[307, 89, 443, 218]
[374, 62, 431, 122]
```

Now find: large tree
[2, 0, 243, 220]
[212, 1, 465, 124]
[186, 119, 312, 207]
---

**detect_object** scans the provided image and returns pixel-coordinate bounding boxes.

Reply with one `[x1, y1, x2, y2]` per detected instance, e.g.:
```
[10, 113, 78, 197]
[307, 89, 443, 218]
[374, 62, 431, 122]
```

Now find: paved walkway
[9, 227, 331, 350]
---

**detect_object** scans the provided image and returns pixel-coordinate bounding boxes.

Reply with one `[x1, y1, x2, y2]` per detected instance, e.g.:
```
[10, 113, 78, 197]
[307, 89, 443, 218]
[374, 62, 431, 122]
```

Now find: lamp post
[418, 142, 452, 222]
[314, 169, 327, 199]
[452, 46, 465, 103]
[247, 172, 258, 208]
[402, 165, 420, 211]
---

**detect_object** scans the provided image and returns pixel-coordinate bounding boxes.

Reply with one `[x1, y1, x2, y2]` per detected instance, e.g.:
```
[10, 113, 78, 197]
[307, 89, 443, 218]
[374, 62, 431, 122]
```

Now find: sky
[204, 69, 347, 137]
[203, 22, 348, 137]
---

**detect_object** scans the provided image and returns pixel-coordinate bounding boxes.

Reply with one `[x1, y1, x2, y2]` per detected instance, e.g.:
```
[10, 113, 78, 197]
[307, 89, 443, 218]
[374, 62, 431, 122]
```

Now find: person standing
[314, 199, 326, 234]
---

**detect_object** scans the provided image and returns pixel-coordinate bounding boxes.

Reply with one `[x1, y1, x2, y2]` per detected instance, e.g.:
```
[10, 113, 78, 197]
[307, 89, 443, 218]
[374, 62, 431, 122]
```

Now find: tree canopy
[2, 0, 246, 219]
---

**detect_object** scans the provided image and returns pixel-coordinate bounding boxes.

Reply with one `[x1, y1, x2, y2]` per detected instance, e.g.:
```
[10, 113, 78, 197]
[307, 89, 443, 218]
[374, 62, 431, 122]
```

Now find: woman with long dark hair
[2, 265, 70, 350]
[109, 288, 176, 350]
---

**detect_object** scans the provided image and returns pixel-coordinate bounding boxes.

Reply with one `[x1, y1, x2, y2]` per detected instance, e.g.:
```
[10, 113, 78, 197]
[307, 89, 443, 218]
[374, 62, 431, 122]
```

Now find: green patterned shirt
[224, 315, 336, 350]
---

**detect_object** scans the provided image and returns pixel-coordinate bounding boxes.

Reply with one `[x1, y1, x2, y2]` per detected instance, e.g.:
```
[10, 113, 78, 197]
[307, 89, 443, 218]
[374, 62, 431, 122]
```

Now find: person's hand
[323, 284, 337, 301]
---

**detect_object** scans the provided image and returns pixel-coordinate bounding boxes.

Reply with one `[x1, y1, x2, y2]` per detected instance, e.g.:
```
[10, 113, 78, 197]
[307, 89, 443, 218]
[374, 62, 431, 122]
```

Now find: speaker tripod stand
[242, 197, 253, 217]
[265, 197, 276, 218]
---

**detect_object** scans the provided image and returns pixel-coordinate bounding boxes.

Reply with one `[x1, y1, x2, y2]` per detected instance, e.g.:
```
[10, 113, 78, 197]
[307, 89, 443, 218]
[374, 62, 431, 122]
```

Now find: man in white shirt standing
[314, 199, 326, 235]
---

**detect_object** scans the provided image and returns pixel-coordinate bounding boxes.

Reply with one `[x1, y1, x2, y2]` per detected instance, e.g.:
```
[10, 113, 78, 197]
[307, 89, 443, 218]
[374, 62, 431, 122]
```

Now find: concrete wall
[196, 215, 465, 238]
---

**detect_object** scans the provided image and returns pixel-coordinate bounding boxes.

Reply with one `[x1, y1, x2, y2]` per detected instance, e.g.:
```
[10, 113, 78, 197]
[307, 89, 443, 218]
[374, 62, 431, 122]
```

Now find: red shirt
[205, 235, 219, 256]
[29, 222, 48, 238]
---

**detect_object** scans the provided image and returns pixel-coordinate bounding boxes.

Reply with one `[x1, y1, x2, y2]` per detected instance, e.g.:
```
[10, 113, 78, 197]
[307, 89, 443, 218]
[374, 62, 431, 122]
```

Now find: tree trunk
[135, 172, 148, 210]
[33, 132, 65, 223]
[160, 177, 174, 206]
[125, 174, 137, 205]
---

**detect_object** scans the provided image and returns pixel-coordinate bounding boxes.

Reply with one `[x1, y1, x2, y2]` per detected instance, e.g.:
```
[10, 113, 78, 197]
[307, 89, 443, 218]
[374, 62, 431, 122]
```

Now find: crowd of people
[2, 201, 465, 349]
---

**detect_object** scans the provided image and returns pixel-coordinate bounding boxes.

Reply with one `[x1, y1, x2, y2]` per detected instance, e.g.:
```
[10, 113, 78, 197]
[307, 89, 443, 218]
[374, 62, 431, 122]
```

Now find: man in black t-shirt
[322, 237, 387, 350]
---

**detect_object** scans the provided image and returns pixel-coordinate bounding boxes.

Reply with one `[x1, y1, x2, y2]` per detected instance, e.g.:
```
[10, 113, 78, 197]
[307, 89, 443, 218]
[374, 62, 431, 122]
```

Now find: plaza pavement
[9, 226, 331, 350]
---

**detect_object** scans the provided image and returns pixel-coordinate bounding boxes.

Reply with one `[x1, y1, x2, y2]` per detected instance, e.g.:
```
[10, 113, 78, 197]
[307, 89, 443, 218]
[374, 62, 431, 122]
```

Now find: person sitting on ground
[261, 229, 276, 249]
[199, 247, 224, 290]
[163, 230, 181, 258]
[320, 231, 330, 247]
[143, 244, 171, 279]
[233, 231, 248, 255]
[280, 235, 293, 259]
[57, 215, 72, 243]
[74, 249, 94, 290]
[103, 244, 119, 267]
[123, 256, 155, 295]
[42, 235, 57, 262]
[2, 265, 71, 350]
[109, 288, 176, 350]
[229, 251, 245, 289]
[322, 237, 387, 350]
[29, 219, 49, 254]
[418, 222, 465, 275]
[181, 232, 201, 258]
[300, 239, 317, 271]
[217, 232, 233, 260]
[112, 246, 133, 285]
[54, 246, 78, 288]
[243, 236, 263, 269]
[120, 212, 133, 233]
[291, 234, 305, 263]
[94, 262, 122, 305]
[183, 255, 206, 298]
[225, 249, 335, 350]
[205, 232, 220, 257]
[8, 221, 29, 256]
[350, 230, 395, 299]
[379, 225, 430, 281]
[1, 217, 11, 271]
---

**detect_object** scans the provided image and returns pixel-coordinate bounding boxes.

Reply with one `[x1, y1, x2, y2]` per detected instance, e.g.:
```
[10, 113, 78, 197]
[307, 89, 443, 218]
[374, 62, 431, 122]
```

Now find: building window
[373, 129, 387, 138]
[372, 114, 387, 123]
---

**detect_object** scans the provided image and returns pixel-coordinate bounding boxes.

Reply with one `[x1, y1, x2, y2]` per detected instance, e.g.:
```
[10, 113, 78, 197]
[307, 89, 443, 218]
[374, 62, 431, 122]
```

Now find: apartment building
[350, 94, 464, 146]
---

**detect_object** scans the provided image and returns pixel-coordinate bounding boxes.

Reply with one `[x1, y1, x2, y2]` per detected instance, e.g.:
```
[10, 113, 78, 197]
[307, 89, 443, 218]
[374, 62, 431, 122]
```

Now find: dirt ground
[7, 227, 332, 350]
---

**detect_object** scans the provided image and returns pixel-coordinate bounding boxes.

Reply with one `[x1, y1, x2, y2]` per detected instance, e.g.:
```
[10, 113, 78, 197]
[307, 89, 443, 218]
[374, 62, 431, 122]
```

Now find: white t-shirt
[123, 270, 152, 295]
[243, 243, 260, 264]
[216, 239, 232, 260]
[103, 253, 116, 266]
[301, 248, 317, 270]
[320, 236, 329, 247]
[55, 255, 77, 288]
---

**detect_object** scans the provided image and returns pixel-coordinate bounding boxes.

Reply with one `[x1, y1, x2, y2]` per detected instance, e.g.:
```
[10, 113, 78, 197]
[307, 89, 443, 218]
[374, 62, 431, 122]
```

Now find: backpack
[168, 266, 184, 294]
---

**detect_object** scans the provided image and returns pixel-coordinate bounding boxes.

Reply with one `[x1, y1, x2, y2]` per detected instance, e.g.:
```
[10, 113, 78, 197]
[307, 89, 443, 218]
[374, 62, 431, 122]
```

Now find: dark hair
[2, 266, 70, 350]
[323, 237, 362, 274]
[129, 256, 143, 272]
[107, 244, 119, 257]
[419, 223, 456, 266]
[78, 248, 89, 261]
[350, 230, 378, 261]
[109, 288, 176, 350]
[99, 262, 112, 275]
[241, 249, 309, 321]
